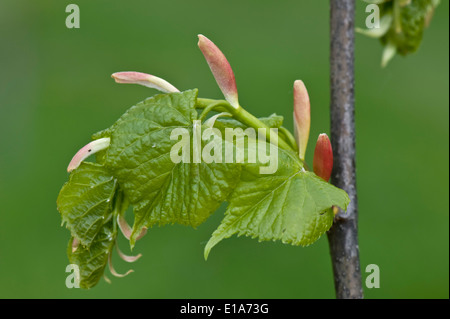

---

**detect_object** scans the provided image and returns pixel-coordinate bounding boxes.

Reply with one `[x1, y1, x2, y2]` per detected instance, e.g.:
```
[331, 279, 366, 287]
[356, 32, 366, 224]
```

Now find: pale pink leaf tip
[293, 80, 311, 161]
[197, 34, 239, 109]
[67, 138, 110, 172]
[112, 71, 179, 93]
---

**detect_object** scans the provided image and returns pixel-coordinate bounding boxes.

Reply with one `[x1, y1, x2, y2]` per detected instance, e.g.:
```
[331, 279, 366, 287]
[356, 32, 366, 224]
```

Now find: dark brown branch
[328, 0, 363, 299]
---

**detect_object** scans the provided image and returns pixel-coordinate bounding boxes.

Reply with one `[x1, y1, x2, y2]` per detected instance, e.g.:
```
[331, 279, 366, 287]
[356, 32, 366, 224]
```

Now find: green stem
[279, 126, 298, 152]
[196, 98, 293, 151]
[196, 98, 229, 113]
[303, 161, 310, 171]
[198, 102, 223, 121]
[232, 107, 292, 151]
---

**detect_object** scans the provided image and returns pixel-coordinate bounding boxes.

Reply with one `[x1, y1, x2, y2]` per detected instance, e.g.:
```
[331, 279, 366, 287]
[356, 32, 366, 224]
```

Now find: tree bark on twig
[327, 0, 363, 299]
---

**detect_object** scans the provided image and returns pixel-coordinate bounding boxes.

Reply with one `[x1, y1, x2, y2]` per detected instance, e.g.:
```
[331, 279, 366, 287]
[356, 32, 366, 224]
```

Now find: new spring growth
[111, 71, 180, 93]
[116, 243, 142, 263]
[108, 253, 134, 278]
[198, 34, 240, 109]
[313, 133, 333, 182]
[196, 35, 293, 152]
[117, 214, 148, 241]
[293, 80, 311, 161]
[110, 200, 145, 276]
[67, 138, 111, 172]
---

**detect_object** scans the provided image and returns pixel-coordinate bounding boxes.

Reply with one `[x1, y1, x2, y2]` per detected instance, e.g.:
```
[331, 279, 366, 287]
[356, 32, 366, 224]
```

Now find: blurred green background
[0, 0, 448, 299]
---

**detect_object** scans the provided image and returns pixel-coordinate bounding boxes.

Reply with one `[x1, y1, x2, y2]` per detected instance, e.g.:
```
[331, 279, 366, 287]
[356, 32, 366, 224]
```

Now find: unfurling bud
[72, 238, 80, 253]
[111, 72, 179, 93]
[67, 138, 111, 172]
[116, 243, 142, 263]
[117, 215, 147, 241]
[293, 80, 311, 161]
[313, 133, 333, 182]
[197, 34, 239, 109]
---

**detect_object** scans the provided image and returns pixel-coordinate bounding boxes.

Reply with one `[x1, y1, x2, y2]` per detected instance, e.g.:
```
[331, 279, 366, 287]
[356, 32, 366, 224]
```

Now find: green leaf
[204, 147, 350, 259]
[59, 86, 350, 276]
[381, 0, 430, 55]
[103, 90, 198, 203]
[57, 162, 117, 247]
[67, 220, 116, 289]
[131, 160, 240, 237]
[358, 0, 440, 66]
[98, 90, 241, 246]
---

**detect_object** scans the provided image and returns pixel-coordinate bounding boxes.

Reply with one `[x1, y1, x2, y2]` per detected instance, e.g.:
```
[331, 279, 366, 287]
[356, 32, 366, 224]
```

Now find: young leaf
[57, 162, 117, 247]
[111, 71, 180, 93]
[205, 146, 350, 259]
[197, 35, 240, 109]
[97, 89, 241, 246]
[67, 220, 116, 289]
[359, 0, 441, 66]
